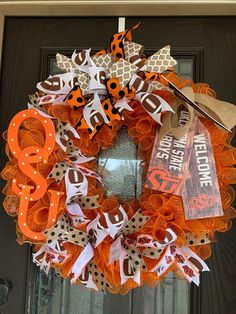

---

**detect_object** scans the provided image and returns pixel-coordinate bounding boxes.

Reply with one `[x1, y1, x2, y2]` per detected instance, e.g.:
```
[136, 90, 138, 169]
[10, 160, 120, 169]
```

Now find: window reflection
[98, 125, 143, 199]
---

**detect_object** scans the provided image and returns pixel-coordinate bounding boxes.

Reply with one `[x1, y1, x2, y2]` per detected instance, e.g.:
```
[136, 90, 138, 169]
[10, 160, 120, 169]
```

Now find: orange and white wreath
[2, 24, 236, 294]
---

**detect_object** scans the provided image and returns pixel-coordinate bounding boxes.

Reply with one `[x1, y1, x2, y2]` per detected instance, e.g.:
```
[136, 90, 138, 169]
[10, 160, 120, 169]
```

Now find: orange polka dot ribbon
[1, 23, 236, 294]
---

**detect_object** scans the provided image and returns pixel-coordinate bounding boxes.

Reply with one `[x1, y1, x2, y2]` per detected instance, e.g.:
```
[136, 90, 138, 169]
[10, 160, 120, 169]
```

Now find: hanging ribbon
[33, 244, 69, 275]
[55, 121, 81, 152]
[47, 147, 101, 204]
[105, 208, 150, 284]
[153, 242, 210, 286]
[104, 205, 209, 286]
[42, 214, 109, 290]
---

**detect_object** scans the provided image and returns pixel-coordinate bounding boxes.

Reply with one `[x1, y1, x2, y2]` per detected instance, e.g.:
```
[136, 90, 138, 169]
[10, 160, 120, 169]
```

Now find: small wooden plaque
[145, 108, 196, 195]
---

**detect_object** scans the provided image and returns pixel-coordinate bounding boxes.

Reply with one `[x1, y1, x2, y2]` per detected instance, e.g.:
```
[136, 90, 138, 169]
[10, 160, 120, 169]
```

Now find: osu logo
[189, 194, 216, 210]
[58, 255, 66, 263]
[182, 265, 195, 278]
[137, 236, 152, 245]
[175, 254, 185, 264]
[165, 256, 173, 264]
[45, 253, 55, 263]
[146, 168, 182, 194]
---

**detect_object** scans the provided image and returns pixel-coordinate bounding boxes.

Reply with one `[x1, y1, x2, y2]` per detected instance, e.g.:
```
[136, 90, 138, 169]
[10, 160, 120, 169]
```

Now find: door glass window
[49, 55, 195, 79]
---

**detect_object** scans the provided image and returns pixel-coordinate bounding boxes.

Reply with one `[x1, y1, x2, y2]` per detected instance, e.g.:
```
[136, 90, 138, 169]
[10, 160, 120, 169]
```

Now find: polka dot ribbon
[47, 139, 101, 204]
[33, 24, 177, 139]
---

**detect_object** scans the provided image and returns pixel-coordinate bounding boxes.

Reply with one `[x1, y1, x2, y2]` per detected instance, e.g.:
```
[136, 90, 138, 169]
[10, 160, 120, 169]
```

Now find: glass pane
[49, 58, 63, 75]
[98, 126, 142, 200]
[34, 55, 193, 314]
[175, 58, 194, 80]
[50, 59, 63, 76]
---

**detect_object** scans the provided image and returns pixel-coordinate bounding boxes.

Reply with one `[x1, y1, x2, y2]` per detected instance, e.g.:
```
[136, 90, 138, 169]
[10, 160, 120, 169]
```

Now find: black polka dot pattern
[47, 162, 68, 184]
[121, 209, 149, 236]
[43, 215, 90, 250]
[142, 247, 164, 260]
[62, 227, 89, 248]
[185, 233, 210, 246]
[77, 195, 100, 210]
[104, 103, 109, 110]
[87, 260, 110, 292]
[126, 247, 146, 273]
[118, 90, 125, 98]
[77, 97, 83, 103]
[96, 124, 102, 132]
[110, 82, 117, 89]
[44, 215, 70, 250]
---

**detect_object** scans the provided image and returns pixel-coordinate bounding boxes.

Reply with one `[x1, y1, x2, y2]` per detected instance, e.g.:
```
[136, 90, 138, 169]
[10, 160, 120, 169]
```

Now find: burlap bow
[159, 86, 236, 139]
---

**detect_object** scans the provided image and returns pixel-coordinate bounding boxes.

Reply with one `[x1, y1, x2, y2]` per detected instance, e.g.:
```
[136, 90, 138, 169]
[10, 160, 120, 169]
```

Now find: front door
[0, 16, 235, 314]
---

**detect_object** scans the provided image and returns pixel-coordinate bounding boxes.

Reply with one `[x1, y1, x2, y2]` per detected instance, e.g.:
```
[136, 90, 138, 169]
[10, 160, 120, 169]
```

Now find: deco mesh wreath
[2, 23, 236, 294]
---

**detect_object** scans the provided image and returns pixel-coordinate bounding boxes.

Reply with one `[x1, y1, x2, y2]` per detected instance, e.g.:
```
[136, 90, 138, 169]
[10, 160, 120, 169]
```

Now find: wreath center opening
[98, 126, 142, 201]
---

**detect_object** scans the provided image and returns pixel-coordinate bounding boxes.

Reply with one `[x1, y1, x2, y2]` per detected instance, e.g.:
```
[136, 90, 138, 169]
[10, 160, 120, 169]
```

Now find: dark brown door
[0, 17, 235, 314]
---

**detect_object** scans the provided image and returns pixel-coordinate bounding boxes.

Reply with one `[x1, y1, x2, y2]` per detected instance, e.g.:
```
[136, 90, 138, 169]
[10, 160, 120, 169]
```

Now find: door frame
[0, 1, 236, 64]
[0, 4, 235, 314]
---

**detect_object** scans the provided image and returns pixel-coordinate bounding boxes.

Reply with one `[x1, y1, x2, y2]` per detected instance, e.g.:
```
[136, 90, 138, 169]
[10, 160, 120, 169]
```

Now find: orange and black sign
[145, 109, 196, 196]
[146, 168, 182, 194]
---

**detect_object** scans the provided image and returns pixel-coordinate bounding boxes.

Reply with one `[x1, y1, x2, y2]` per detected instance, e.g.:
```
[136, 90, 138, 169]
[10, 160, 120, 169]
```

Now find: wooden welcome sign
[181, 119, 223, 219]
[146, 115, 223, 220]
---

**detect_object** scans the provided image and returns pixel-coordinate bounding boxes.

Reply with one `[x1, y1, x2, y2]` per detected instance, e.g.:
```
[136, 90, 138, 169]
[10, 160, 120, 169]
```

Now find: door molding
[0, 13, 234, 314]
[0, 1, 235, 16]
[0, 1, 235, 64]
[40, 46, 204, 82]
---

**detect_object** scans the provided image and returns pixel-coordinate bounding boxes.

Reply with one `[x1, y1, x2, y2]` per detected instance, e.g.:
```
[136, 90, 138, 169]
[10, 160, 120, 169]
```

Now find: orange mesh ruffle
[2, 77, 236, 294]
